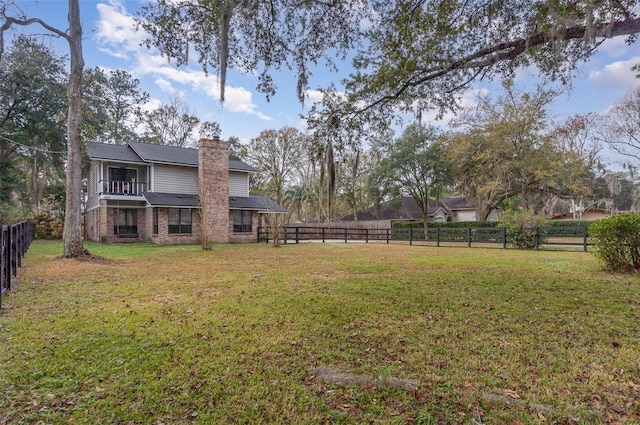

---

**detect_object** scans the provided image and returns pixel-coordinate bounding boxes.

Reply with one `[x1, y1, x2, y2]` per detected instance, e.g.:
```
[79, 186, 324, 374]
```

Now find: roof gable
[129, 141, 198, 166]
[86, 142, 145, 164]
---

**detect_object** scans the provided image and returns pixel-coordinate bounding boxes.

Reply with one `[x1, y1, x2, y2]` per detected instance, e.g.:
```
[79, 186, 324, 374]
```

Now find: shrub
[589, 213, 640, 272]
[499, 210, 546, 250]
[34, 211, 64, 239]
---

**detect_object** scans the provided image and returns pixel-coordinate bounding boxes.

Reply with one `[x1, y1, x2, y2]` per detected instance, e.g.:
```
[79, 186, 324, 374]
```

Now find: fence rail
[257, 225, 591, 251]
[1, 220, 36, 309]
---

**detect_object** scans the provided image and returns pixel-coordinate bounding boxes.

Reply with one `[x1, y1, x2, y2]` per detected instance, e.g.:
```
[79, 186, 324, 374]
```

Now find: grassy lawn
[1, 240, 639, 424]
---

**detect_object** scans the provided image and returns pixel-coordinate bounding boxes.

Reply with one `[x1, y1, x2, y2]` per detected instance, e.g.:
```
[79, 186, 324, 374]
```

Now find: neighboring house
[85, 137, 285, 244]
[341, 196, 500, 223]
[551, 208, 612, 221]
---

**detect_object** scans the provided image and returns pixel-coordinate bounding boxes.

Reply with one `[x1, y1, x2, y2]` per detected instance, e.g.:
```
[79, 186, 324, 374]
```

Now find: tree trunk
[62, 0, 85, 257]
[421, 198, 429, 239]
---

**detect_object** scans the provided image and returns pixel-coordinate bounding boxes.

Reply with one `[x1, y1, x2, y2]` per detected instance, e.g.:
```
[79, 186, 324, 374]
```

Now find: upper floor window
[168, 208, 192, 234]
[108, 167, 137, 183]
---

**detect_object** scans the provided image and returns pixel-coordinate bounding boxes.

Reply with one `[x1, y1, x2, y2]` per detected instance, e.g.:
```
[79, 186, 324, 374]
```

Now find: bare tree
[143, 97, 201, 148]
[601, 88, 640, 163]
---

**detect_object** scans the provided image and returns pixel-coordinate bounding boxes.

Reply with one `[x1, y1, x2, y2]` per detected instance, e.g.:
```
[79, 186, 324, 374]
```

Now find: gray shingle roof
[229, 159, 257, 172]
[143, 192, 286, 213]
[230, 195, 287, 213]
[129, 141, 198, 166]
[87, 141, 256, 171]
[86, 142, 145, 164]
[143, 192, 199, 207]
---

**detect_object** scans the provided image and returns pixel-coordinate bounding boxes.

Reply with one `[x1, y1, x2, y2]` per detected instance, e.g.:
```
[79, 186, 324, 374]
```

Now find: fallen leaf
[503, 389, 520, 399]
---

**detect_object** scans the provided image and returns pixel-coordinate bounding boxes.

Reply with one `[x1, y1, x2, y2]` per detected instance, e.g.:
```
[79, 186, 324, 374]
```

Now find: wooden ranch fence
[257, 225, 592, 251]
[1, 220, 36, 309]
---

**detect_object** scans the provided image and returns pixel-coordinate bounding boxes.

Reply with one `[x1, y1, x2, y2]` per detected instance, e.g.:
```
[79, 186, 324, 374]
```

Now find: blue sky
[6, 0, 640, 162]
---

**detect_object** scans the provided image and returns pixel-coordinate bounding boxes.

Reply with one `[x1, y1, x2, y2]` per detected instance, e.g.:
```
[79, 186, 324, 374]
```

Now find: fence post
[386, 228, 390, 244]
[322, 227, 325, 243]
[502, 227, 507, 249]
[283, 227, 287, 244]
[5, 225, 11, 291]
[344, 228, 348, 243]
[583, 227, 588, 252]
[535, 227, 540, 251]
[467, 227, 472, 248]
[409, 228, 413, 245]
[11, 225, 17, 277]
[16, 222, 23, 268]
[1, 226, 5, 309]
[365, 228, 368, 243]
[295, 227, 299, 244]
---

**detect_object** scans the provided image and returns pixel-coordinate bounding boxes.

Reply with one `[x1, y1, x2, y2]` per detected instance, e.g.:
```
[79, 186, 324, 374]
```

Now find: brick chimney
[198, 136, 229, 248]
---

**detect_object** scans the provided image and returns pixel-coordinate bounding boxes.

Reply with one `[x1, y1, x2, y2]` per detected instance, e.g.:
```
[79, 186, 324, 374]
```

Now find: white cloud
[141, 98, 163, 113]
[598, 37, 632, 58]
[305, 89, 325, 104]
[154, 78, 177, 95]
[95, 0, 146, 55]
[95, 0, 271, 121]
[588, 56, 640, 92]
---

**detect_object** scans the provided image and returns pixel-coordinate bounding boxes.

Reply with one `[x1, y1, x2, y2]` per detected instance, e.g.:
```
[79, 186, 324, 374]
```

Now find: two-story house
[85, 137, 285, 244]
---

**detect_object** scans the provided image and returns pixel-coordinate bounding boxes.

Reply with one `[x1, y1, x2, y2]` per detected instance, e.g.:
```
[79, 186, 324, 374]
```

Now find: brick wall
[150, 207, 202, 245]
[199, 137, 230, 246]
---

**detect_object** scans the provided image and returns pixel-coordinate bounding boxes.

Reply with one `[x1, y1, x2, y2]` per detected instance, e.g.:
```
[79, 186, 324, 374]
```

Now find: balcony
[101, 180, 147, 196]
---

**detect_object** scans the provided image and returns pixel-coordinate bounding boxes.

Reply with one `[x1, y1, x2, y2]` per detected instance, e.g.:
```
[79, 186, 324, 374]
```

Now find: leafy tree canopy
[137, 0, 640, 121]
[82, 67, 150, 144]
[371, 123, 450, 228]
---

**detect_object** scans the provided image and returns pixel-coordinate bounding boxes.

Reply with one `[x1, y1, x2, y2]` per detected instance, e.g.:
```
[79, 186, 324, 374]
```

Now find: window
[114, 208, 138, 236]
[233, 210, 252, 233]
[153, 208, 158, 235]
[107, 167, 138, 194]
[168, 208, 192, 234]
[108, 167, 137, 183]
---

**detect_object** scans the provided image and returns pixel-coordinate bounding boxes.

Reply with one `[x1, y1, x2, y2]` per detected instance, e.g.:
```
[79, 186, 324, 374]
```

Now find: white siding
[154, 164, 198, 194]
[86, 161, 100, 211]
[455, 210, 478, 222]
[229, 171, 249, 197]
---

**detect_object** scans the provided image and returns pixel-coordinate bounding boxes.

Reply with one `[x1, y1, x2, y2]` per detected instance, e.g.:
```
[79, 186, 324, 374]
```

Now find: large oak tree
[137, 0, 640, 119]
[1, 0, 85, 257]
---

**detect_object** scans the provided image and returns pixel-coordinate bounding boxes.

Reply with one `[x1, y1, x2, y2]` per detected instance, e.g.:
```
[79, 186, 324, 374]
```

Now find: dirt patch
[310, 366, 418, 391]
[70, 252, 119, 266]
[481, 392, 558, 416]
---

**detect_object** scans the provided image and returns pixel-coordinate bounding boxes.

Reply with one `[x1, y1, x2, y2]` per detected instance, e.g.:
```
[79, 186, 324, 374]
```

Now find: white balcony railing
[101, 180, 146, 196]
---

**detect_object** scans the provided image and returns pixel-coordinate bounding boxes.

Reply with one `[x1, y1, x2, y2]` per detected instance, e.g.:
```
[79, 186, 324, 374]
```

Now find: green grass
[1, 240, 639, 424]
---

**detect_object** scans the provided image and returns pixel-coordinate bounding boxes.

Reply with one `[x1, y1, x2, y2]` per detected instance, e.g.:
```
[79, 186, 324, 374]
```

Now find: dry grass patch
[1, 240, 639, 424]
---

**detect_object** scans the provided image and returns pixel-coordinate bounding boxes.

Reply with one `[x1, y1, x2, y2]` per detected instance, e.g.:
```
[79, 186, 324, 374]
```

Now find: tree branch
[355, 16, 640, 116]
[2, 15, 71, 42]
